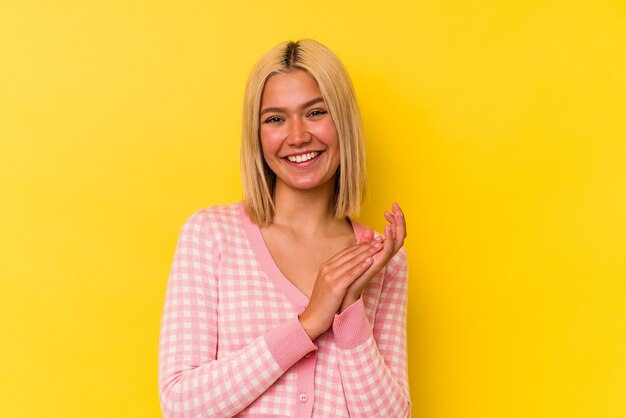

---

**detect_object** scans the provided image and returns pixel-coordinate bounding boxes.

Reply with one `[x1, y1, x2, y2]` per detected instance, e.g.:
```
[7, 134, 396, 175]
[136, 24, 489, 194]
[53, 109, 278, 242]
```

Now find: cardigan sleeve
[158, 211, 316, 418]
[332, 248, 411, 417]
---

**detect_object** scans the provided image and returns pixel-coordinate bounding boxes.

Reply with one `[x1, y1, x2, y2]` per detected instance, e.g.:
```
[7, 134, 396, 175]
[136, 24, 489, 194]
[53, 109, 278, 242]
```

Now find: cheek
[310, 120, 339, 147]
[260, 128, 282, 157]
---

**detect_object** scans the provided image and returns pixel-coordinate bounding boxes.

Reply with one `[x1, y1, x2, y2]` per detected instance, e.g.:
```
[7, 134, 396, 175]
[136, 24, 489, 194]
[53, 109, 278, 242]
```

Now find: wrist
[339, 292, 361, 313]
[298, 311, 324, 340]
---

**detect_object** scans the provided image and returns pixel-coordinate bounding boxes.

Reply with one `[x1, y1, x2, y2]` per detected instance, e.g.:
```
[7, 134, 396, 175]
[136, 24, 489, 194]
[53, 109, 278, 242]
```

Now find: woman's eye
[264, 116, 283, 124]
[308, 109, 327, 118]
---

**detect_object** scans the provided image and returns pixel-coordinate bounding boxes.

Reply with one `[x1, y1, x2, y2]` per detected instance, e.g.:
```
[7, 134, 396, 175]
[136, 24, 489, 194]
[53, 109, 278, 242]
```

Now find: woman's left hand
[339, 202, 407, 312]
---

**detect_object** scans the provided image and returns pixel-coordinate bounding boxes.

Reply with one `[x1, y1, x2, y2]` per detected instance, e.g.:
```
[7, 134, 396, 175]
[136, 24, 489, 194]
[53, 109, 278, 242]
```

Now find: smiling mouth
[285, 151, 321, 163]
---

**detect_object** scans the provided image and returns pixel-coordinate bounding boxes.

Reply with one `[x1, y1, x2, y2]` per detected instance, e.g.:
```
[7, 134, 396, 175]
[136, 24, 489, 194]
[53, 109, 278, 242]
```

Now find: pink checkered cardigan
[158, 203, 410, 417]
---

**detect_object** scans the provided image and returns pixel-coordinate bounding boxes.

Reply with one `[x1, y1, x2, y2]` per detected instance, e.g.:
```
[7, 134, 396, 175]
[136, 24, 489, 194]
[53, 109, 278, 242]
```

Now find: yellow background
[1, 1, 625, 417]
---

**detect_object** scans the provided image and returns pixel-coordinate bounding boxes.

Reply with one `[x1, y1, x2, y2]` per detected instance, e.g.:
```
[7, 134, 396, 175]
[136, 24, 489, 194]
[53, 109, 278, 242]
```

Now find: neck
[271, 180, 341, 237]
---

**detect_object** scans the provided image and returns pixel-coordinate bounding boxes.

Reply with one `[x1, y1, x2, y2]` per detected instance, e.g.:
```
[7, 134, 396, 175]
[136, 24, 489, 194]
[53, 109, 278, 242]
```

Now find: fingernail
[373, 242, 382, 249]
[374, 235, 383, 241]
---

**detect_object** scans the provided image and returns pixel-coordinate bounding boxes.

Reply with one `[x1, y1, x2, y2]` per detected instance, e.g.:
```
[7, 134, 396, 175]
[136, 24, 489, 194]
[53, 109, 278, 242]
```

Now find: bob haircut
[241, 39, 366, 226]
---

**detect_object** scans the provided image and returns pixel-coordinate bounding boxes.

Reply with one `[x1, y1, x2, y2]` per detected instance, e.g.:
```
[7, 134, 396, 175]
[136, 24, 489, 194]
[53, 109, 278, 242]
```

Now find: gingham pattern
[335, 261, 411, 417]
[158, 203, 410, 417]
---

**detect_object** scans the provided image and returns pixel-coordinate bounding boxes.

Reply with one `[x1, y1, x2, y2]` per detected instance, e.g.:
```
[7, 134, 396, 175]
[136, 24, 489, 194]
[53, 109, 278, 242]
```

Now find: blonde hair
[241, 39, 366, 226]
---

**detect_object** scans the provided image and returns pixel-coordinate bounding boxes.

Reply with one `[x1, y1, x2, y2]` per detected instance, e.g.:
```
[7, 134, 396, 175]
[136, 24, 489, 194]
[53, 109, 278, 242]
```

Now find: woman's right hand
[298, 238, 384, 340]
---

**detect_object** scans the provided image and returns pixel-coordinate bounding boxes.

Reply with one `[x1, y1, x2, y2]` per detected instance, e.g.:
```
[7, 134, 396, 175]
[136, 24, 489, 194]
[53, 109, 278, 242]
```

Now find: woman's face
[259, 69, 340, 194]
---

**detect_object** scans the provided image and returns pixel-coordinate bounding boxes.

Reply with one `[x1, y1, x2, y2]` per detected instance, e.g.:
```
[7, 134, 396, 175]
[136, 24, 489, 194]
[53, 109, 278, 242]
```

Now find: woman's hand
[339, 203, 407, 312]
[298, 239, 384, 340]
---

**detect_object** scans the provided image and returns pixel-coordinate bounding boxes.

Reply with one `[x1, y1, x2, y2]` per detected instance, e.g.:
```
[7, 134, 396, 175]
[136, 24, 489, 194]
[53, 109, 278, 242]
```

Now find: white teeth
[287, 151, 320, 163]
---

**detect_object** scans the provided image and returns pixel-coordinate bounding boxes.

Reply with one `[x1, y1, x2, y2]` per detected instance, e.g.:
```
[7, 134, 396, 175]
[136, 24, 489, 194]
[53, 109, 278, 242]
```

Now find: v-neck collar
[239, 202, 367, 313]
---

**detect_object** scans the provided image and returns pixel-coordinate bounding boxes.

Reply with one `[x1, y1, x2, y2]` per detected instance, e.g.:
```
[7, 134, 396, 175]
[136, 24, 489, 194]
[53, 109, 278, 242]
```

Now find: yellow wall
[1, 1, 625, 417]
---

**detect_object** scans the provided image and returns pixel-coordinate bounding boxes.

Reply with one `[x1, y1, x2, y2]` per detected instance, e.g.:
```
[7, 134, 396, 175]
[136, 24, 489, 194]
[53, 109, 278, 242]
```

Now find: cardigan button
[299, 392, 308, 403]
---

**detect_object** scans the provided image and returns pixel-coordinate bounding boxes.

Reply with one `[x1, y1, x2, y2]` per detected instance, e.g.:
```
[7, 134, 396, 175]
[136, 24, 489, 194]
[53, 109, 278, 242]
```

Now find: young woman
[158, 39, 410, 417]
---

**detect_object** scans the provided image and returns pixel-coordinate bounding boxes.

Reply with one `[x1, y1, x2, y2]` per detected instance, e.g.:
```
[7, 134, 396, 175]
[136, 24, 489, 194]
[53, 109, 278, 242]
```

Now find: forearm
[159, 317, 316, 418]
[337, 338, 411, 417]
[332, 299, 411, 417]
[159, 336, 281, 418]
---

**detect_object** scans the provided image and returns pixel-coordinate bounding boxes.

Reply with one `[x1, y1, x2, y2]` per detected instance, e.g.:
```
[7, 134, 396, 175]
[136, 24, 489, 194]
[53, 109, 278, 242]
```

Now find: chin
[288, 182, 319, 190]
[288, 178, 334, 191]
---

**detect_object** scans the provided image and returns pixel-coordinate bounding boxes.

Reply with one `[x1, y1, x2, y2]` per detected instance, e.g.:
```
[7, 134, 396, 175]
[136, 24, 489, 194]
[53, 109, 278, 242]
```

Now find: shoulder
[179, 201, 246, 241]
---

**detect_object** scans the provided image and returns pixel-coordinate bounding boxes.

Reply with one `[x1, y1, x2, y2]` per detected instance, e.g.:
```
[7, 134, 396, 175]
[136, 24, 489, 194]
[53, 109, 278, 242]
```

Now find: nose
[286, 117, 311, 146]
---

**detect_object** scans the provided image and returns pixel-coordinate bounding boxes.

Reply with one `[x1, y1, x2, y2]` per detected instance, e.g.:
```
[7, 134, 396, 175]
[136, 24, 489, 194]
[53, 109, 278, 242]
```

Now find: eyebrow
[260, 97, 325, 116]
